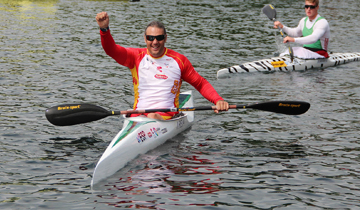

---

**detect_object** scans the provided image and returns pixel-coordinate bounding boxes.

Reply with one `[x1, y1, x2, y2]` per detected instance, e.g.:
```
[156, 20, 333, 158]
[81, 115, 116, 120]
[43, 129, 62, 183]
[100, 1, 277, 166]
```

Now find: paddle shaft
[276, 24, 294, 62]
[112, 105, 241, 115]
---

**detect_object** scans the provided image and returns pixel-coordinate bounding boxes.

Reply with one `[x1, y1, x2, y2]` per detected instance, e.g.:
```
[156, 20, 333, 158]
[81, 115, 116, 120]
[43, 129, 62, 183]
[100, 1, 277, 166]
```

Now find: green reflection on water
[0, 0, 58, 14]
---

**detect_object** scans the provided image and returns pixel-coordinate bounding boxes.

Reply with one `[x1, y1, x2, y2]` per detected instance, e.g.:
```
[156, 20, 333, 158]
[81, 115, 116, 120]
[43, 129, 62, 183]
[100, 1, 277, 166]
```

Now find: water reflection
[94, 153, 223, 207]
[1, 0, 58, 72]
[0, 0, 57, 14]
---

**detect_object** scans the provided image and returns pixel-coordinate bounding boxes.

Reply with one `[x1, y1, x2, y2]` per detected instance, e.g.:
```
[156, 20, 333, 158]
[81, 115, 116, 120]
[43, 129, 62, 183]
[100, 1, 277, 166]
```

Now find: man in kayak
[274, 0, 330, 59]
[95, 12, 229, 120]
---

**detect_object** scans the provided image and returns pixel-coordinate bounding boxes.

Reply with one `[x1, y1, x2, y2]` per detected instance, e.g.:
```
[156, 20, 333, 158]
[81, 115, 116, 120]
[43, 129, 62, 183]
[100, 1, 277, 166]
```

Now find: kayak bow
[91, 91, 195, 187]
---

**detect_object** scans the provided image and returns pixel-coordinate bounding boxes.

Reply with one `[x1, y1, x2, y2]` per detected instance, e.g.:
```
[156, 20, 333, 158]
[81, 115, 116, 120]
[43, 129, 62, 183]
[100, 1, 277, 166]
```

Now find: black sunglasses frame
[304, 5, 317, 9]
[145, 35, 166, 41]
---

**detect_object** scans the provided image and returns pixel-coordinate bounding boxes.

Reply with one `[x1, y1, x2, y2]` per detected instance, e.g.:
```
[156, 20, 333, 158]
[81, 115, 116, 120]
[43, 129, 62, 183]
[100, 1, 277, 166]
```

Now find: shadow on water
[47, 136, 102, 150]
[37, 137, 105, 174]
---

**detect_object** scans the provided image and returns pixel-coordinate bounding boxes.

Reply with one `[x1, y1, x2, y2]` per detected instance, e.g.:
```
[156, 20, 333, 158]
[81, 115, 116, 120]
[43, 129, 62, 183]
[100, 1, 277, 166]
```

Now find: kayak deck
[91, 91, 194, 187]
[217, 52, 360, 79]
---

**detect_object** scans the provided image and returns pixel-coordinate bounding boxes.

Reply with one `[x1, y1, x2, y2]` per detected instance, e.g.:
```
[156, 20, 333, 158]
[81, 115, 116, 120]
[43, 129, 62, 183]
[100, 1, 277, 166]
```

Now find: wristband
[100, 26, 109, 32]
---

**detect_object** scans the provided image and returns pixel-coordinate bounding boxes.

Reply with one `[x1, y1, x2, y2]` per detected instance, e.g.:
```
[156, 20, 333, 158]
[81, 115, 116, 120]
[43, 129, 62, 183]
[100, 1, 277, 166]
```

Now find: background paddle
[45, 101, 310, 126]
[262, 4, 294, 62]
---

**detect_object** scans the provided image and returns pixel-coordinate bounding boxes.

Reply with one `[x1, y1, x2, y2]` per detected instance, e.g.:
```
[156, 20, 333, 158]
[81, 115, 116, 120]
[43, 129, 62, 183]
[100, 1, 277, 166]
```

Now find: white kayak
[91, 91, 194, 187]
[217, 52, 360, 79]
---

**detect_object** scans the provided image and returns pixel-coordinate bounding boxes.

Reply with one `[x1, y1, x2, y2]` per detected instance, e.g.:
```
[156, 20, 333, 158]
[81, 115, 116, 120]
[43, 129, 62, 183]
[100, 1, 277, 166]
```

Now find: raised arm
[95, 12, 129, 66]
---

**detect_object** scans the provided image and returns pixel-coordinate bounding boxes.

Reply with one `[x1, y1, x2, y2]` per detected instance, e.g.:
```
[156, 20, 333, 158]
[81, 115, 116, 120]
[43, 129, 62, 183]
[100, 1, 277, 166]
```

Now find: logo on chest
[154, 74, 168, 80]
[154, 66, 169, 79]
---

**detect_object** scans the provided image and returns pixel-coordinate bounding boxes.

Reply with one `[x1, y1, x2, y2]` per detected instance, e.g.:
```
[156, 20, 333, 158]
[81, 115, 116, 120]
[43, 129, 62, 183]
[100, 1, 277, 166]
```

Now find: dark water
[1, 0, 360, 209]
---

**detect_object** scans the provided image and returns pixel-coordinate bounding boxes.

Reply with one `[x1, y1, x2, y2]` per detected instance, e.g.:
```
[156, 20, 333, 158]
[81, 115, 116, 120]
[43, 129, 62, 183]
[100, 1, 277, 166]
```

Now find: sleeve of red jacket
[100, 30, 130, 67]
[181, 57, 224, 105]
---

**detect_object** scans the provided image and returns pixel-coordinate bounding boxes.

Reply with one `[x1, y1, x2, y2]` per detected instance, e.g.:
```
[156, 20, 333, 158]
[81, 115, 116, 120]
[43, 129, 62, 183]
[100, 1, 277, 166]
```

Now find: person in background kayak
[273, 0, 330, 59]
[95, 12, 229, 120]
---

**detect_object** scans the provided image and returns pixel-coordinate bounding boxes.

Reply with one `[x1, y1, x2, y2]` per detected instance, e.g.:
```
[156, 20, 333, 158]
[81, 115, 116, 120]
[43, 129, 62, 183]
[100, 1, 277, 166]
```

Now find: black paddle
[262, 4, 294, 62]
[45, 101, 310, 126]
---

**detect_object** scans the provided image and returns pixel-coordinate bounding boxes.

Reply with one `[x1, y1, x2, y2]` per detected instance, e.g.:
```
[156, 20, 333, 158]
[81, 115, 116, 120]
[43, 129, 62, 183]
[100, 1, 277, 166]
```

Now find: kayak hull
[217, 52, 360, 79]
[91, 91, 194, 187]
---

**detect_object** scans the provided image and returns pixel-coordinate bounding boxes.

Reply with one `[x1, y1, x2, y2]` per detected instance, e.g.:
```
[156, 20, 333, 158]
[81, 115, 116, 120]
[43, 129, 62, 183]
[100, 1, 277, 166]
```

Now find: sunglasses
[145, 35, 166, 41]
[304, 5, 317, 9]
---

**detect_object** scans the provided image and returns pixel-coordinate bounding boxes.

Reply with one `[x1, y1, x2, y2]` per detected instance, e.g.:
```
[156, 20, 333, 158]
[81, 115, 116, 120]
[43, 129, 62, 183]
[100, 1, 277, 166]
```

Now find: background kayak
[217, 52, 360, 78]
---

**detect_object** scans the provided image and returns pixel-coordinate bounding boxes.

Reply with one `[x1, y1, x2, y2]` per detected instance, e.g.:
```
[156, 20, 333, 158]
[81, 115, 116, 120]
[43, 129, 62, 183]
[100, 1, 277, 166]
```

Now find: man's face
[144, 26, 167, 58]
[305, 1, 318, 19]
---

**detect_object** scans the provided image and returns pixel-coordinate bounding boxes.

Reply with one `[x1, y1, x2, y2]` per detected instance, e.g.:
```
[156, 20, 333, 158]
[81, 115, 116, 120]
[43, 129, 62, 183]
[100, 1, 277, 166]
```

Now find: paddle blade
[262, 4, 276, 20]
[288, 45, 294, 62]
[45, 104, 111, 126]
[246, 101, 310, 115]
